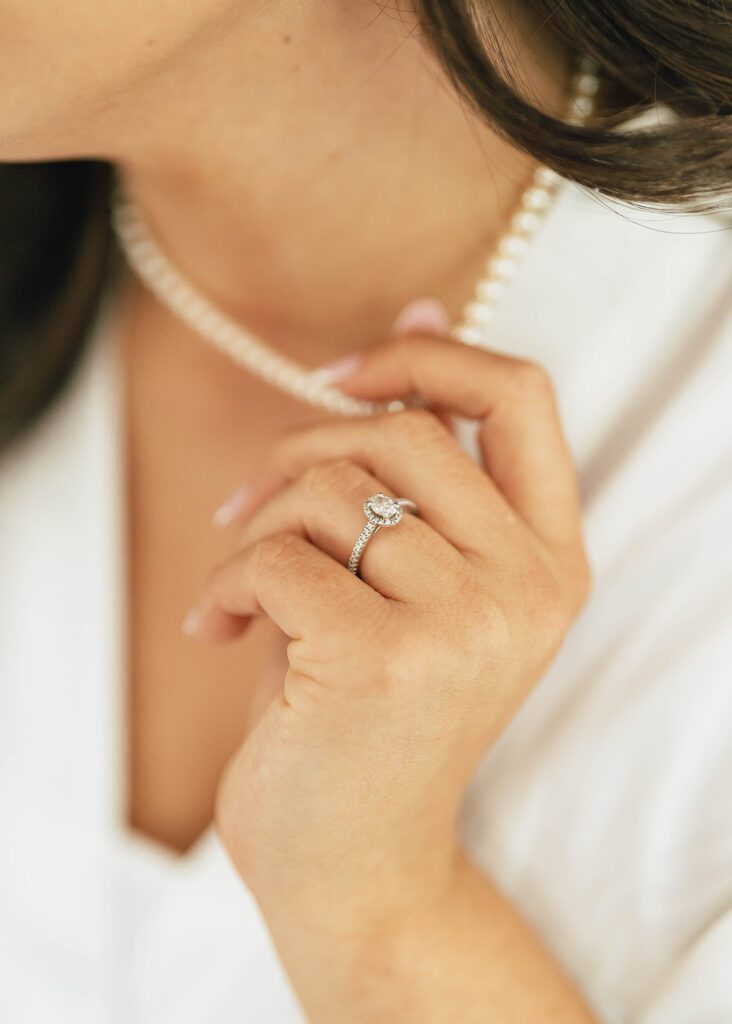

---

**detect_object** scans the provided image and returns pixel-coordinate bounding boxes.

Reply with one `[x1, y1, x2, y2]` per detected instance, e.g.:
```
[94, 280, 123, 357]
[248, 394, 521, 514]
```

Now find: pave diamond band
[347, 493, 418, 576]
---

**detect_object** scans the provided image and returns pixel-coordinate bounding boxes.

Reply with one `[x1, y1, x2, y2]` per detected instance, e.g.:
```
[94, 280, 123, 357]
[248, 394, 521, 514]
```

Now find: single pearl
[487, 256, 518, 280]
[215, 324, 240, 349]
[498, 234, 529, 258]
[454, 324, 488, 347]
[523, 187, 552, 212]
[477, 279, 507, 302]
[464, 301, 495, 325]
[246, 347, 267, 373]
[198, 310, 221, 336]
[511, 210, 542, 235]
[534, 166, 561, 189]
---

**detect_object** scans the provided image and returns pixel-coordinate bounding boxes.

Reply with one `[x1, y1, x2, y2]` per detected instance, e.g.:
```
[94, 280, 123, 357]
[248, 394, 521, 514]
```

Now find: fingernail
[390, 297, 450, 337]
[212, 483, 254, 528]
[181, 607, 202, 636]
[310, 353, 364, 386]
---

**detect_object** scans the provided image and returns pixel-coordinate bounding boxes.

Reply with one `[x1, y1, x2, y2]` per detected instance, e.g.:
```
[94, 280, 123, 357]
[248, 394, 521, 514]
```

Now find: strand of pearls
[112, 189, 394, 417]
[454, 55, 600, 346]
[111, 56, 600, 417]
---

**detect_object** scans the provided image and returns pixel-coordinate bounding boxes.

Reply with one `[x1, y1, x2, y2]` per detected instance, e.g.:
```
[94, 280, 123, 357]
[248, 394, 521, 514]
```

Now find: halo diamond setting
[364, 493, 404, 527]
[348, 493, 418, 576]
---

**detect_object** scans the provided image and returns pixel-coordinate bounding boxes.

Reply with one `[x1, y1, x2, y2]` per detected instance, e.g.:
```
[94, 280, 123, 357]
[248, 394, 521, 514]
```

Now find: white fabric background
[1, 178, 731, 1022]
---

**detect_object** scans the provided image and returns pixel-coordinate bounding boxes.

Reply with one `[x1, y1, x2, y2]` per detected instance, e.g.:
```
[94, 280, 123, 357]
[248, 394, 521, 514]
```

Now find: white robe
[1, 177, 731, 1023]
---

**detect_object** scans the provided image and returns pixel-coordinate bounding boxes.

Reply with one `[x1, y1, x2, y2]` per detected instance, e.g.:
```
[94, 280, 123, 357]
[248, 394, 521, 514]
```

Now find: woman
[1, 1, 730, 1020]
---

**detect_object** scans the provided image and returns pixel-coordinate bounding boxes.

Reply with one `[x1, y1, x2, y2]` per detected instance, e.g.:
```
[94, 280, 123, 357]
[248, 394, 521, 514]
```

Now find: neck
[107, 3, 570, 363]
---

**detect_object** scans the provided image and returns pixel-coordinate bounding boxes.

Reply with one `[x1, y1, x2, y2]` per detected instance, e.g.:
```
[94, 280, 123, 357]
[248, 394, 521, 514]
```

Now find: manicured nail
[181, 607, 202, 636]
[391, 297, 450, 337]
[212, 483, 254, 528]
[310, 352, 364, 386]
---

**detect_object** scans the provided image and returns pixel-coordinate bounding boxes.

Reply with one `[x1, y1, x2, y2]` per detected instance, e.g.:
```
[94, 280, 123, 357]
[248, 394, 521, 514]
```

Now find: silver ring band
[348, 492, 418, 576]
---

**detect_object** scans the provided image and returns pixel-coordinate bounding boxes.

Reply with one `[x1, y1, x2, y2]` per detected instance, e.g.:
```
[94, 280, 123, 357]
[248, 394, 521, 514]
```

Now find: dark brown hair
[419, 0, 731, 206]
[0, 160, 115, 447]
[1, 1, 730, 445]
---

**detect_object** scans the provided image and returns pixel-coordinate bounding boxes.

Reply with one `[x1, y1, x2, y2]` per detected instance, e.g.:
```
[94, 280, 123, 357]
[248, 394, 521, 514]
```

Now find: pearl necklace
[111, 57, 599, 417]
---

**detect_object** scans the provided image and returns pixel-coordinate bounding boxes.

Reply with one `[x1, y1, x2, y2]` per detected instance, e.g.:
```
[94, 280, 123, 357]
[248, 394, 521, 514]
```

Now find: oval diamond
[369, 494, 399, 518]
[364, 493, 403, 526]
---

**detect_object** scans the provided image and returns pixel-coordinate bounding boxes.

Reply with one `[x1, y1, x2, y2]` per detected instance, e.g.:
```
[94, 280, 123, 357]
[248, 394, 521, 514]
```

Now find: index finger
[338, 334, 583, 550]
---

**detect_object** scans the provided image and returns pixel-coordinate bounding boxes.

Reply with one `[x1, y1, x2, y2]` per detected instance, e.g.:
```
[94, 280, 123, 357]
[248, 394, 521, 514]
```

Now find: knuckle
[510, 359, 555, 403]
[353, 612, 423, 694]
[386, 622, 425, 688]
[391, 407, 446, 444]
[435, 574, 512, 673]
[392, 330, 431, 362]
[467, 586, 513, 662]
[516, 554, 573, 640]
[301, 458, 363, 501]
[541, 546, 593, 621]
[255, 531, 304, 572]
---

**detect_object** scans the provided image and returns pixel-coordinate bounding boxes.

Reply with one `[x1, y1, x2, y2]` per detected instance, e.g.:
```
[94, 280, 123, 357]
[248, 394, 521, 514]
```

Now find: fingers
[339, 334, 582, 548]
[232, 458, 463, 601]
[240, 409, 511, 555]
[189, 531, 383, 644]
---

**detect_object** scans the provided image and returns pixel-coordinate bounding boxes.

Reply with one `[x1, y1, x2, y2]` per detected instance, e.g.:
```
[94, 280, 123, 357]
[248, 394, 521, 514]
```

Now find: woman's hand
[185, 331, 591, 936]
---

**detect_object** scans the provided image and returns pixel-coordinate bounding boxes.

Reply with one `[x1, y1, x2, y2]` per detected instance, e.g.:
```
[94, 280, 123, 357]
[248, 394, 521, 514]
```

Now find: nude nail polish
[212, 483, 254, 527]
[390, 297, 450, 336]
[310, 353, 364, 386]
